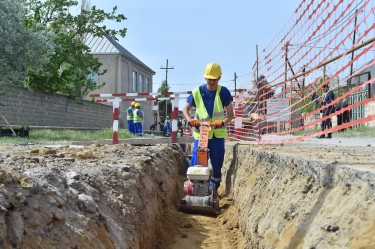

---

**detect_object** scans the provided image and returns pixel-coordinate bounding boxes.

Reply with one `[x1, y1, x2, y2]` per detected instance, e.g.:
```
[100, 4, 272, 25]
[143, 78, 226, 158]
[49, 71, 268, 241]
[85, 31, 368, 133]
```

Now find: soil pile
[0, 143, 185, 249]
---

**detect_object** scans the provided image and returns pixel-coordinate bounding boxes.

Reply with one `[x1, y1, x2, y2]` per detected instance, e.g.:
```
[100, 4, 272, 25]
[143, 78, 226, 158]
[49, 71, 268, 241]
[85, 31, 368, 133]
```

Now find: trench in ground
[158, 142, 375, 249]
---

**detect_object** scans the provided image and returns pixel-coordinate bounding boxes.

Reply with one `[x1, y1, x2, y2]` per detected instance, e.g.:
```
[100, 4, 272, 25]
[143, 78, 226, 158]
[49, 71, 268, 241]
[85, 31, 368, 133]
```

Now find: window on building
[145, 77, 150, 92]
[87, 71, 99, 86]
[139, 74, 144, 92]
[132, 71, 137, 92]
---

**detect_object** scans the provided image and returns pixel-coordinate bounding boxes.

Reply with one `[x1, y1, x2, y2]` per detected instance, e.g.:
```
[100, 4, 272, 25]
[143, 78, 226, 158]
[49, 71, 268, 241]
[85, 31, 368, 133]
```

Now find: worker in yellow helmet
[182, 62, 234, 191]
[164, 115, 171, 136]
[127, 102, 136, 134]
[133, 103, 144, 136]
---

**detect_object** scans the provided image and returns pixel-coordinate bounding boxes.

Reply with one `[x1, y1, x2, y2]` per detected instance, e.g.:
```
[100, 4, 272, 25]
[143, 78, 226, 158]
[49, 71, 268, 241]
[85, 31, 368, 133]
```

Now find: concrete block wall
[365, 100, 375, 127]
[0, 84, 113, 129]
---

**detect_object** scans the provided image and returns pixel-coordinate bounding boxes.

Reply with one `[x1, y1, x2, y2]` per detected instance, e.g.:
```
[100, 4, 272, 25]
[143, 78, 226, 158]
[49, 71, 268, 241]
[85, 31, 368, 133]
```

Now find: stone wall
[365, 100, 375, 127]
[0, 84, 112, 129]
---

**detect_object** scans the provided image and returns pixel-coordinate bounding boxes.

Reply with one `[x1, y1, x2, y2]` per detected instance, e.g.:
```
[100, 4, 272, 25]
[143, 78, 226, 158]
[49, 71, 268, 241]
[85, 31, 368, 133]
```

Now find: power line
[153, 82, 206, 85]
[292, 1, 364, 47]
[153, 79, 235, 85]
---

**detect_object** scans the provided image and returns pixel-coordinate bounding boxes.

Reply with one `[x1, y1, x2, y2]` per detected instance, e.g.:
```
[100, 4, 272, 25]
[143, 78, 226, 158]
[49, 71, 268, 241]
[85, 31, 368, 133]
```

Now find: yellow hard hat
[131, 102, 136, 106]
[135, 103, 141, 107]
[250, 113, 259, 120]
[166, 116, 169, 118]
[204, 62, 222, 79]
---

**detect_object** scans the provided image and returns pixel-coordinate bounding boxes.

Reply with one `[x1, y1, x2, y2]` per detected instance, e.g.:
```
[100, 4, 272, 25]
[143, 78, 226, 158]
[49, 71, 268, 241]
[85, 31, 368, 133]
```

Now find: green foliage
[157, 80, 171, 93]
[0, 0, 54, 86]
[156, 80, 172, 118]
[0, 128, 136, 146]
[294, 96, 315, 113]
[24, 0, 127, 100]
[334, 125, 375, 138]
[291, 125, 375, 138]
[294, 74, 331, 114]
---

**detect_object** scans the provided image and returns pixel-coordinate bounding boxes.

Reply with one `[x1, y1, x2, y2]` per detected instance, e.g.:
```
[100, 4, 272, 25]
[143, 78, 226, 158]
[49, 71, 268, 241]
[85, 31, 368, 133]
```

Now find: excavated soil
[0, 138, 374, 248]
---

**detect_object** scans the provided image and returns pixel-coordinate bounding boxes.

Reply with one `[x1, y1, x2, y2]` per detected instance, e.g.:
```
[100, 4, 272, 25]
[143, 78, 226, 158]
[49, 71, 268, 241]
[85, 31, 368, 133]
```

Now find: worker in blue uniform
[133, 103, 143, 136]
[317, 84, 335, 139]
[182, 62, 234, 190]
[164, 116, 171, 136]
[127, 102, 136, 134]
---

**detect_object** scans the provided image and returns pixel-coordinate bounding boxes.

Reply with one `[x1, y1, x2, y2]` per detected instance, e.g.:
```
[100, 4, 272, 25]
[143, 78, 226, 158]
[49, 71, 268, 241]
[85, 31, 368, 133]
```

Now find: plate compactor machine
[178, 121, 219, 216]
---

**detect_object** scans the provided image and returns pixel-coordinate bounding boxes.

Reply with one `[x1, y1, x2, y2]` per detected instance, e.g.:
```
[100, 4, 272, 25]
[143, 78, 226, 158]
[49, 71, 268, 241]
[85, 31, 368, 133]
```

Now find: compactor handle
[188, 121, 221, 129]
[194, 121, 219, 167]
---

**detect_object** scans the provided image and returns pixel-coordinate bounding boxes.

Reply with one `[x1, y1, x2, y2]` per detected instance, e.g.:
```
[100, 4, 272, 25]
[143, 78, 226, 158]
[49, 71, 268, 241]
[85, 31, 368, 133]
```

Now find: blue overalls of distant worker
[164, 116, 171, 136]
[127, 102, 136, 134]
[133, 103, 143, 136]
[185, 84, 233, 189]
[318, 84, 335, 139]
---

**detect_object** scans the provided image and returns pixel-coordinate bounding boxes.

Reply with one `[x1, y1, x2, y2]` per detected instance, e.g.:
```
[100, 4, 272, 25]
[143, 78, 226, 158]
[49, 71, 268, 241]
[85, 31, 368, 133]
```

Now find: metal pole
[157, 101, 160, 131]
[284, 42, 288, 131]
[234, 72, 237, 97]
[290, 80, 293, 130]
[165, 60, 168, 118]
[0, 111, 16, 136]
[302, 65, 305, 88]
[348, 9, 358, 102]
[256, 44, 259, 84]
[284, 42, 288, 98]
[256, 45, 260, 126]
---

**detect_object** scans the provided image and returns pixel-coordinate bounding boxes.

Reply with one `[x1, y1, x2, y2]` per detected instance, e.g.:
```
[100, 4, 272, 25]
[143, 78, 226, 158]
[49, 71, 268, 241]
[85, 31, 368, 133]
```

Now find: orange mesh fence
[228, 0, 375, 143]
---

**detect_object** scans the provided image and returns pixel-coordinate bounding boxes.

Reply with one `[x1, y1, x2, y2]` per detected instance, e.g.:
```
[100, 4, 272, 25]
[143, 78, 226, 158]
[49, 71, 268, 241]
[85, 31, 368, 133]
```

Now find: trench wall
[221, 144, 375, 248]
[0, 84, 112, 129]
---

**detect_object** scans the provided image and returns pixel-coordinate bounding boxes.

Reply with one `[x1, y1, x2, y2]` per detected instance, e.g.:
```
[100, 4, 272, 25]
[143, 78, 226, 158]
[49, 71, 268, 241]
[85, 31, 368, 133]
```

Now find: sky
[83, 0, 302, 104]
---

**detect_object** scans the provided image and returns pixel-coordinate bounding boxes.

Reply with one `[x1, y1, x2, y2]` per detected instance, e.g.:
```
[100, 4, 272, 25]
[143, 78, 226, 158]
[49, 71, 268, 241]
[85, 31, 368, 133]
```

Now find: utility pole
[284, 42, 289, 98]
[283, 42, 289, 132]
[234, 72, 237, 97]
[256, 44, 259, 84]
[348, 9, 358, 103]
[160, 59, 174, 119]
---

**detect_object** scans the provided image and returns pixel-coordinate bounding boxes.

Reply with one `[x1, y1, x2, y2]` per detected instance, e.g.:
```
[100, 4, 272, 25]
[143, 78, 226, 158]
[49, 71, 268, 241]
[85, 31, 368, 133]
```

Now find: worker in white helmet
[182, 62, 234, 191]
[127, 102, 136, 134]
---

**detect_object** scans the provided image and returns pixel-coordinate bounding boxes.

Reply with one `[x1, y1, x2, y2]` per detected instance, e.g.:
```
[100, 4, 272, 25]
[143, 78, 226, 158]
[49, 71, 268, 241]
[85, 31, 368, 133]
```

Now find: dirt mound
[0, 143, 186, 249]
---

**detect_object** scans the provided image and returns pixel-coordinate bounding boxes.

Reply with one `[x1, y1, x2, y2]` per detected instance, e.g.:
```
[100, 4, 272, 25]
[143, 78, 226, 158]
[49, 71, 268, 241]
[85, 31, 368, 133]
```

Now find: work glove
[214, 120, 224, 128]
[188, 119, 199, 127]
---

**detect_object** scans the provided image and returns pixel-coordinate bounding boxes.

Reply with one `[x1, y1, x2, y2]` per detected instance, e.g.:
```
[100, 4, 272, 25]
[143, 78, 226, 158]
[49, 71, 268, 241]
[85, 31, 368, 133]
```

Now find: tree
[24, 0, 127, 100]
[296, 74, 331, 113]
[255, 75, 275, 100]
[156, 80, 172, 119]
[0, 0, 54, 86]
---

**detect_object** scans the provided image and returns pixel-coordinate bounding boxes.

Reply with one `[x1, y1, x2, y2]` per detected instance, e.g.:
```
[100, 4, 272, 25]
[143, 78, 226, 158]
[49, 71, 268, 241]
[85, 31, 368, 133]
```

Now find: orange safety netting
[228, 0, 375, 143]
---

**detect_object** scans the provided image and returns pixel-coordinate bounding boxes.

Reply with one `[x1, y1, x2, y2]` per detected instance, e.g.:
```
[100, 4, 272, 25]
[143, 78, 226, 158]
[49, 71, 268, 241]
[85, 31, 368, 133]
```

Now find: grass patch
[291, 125, 375, 138]
[0, 129, 137, 146]
[333, 125, 375, 138]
